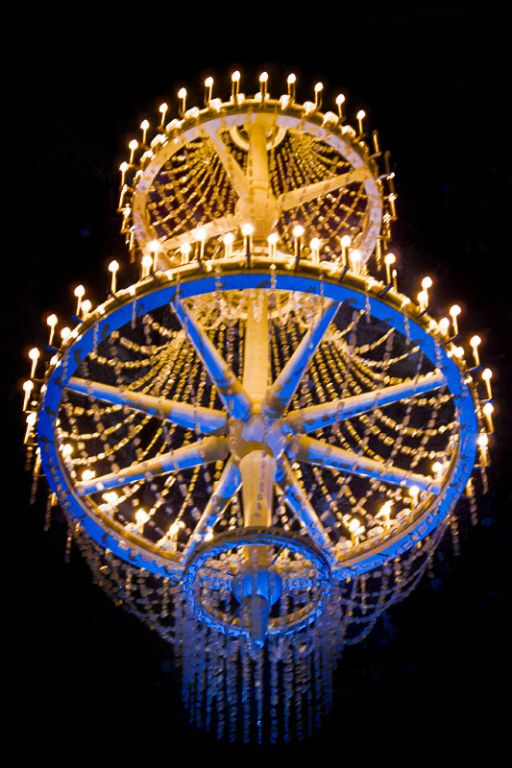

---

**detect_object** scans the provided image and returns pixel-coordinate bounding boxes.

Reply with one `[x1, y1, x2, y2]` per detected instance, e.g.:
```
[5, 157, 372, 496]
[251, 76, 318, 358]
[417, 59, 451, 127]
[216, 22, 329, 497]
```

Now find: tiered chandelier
[23, 70, 493, 742]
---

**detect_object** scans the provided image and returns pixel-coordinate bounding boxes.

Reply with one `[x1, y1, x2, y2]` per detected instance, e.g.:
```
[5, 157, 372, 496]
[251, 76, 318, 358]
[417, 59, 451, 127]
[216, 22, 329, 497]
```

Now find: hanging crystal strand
[449, 514, 461, 557]
[64, 519, 73, 563]
[283, 640, 293, 742]
[241, 641, 251, 743]
[255, 645, 264, 744]
[44, 492, 56, 532]
[293, 638, 304, 741]
[195, 621, 208, 729]
[227, 638, 238, 743]
[305, 634, 314, 738]
[215, 642, 225, 740]
[269, 638, 279, 743]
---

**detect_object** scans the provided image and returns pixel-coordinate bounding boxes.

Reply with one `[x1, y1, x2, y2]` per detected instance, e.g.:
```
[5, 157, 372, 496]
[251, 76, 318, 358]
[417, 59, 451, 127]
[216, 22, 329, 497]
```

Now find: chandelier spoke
[277, 166, 372, 212]
[203, 124, 249, 198]
[172, 299, 253, 420]
[284, 371, 446, 433]
[182, 458, 241, 560]
[66, 376, 228, 435]
[290, 434, 442, 493]
[276, 456, 333, 553]
[239, 449, 276, 527]
[264, 299, 339, 419]
[76, 436, 229, 496]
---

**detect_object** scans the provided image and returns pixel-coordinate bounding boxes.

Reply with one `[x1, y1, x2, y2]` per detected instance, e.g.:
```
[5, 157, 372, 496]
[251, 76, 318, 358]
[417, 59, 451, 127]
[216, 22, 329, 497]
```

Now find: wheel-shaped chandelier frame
[38, 259, 479, 584]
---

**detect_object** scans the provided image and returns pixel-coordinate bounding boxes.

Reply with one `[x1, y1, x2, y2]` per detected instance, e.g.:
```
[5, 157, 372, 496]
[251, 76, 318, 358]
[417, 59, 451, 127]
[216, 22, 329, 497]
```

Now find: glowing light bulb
[223, 232, 235, 258]
[46, 314, 58, 345]
[356, 109, 366, 134]
[180, 243, 192, 264]
[314, 82, 323, 108]
[74, 284, 85, 315]
[268, 232, 279, 258]
[177, 87, 187, 115]
[449, 304, 461, 336]
[22, 379, 34, 411]
[140, 119, 150, 144]
[141, 253, 153, 278]
[469, 335, 481, 366]
[81, 469, 95, 482]
[204, 76, 214, 104]
[438, 317, 450, 337]
[287, 73, 296, 99]
[158, 103, 168, 129]
[384, 252, 396, 284]
[421, 276, 433, 290]
[60, 327, 71, 342]
[481, 368, 493, 399]
[483, 401, 494, 432]
[128, 139, 138, 163]
[62, 443, 73, 458]
[335, 93, 345, 119]
[349, 248, 362, 275]
[81, 299, 92, 317]
[135, 508, 150, 526]
[310, 237, 321, 263]
[292, 225, 305, 239]
[28, 347, 40, 379]
[108, 260, 119, 293]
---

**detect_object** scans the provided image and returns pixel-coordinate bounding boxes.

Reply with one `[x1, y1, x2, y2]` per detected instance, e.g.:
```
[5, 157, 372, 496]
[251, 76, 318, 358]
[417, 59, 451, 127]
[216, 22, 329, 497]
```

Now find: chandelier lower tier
[23, 73, 492, 742]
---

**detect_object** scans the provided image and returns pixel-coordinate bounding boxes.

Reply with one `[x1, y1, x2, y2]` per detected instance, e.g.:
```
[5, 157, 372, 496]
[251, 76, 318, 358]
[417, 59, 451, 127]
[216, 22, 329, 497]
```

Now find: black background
[4, 4, 511, 764]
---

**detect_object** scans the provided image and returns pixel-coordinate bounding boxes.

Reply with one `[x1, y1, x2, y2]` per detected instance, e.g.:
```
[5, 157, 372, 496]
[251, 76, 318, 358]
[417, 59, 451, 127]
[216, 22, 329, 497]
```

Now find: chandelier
[23, 70, 493, 742]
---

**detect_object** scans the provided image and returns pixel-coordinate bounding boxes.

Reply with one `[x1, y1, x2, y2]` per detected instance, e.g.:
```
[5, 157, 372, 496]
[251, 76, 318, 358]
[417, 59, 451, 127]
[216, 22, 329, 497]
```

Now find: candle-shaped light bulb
[204, 76, 214, 105]
[60, 327, 71, 342]
[180, 242, 192, 264]
[81, 469, 95, 482]
[119, 161, 129, 186]
[223, 232, 235, 258]
[310, 237, 321, 263]
[22, 380, 34, 411]
[314, 82, 323, 109]
[335, 93, 345, 120]
[81, 299, 92, 317]
[231, 71, 241, 99]
[481, 367, 493, 399]
[439, 317, 450, 337]
[356, 109, 366, 135]
[340, 234, 351, 266]
[28, 347, 40, 379]
[141, 253, 153, 278]
[108, 260, 119, 293]
[46, 314, 58, 346]
[349, 248, 362, 275]
[177, 87, 187, 115]
[128, 139, 138, 164]
[477, 432, 489, 465]
[135, 508, 149, 526]
[470, 335, 481, 366]
[267, 232, 279, 259]
[384, 252, 396, 284]
[140, 119, 150, 144]
[287, 73, 296, 100]
[421, 276, 433, 290]
[483, 401, 494, 432]
[74, 284, 85, 316]
[417, 289, 429, 312]
[259, 71, 268, 98]
[158, 103, 168, 129]
[449, 304, 461, 336]
[196, 227, 207, 263]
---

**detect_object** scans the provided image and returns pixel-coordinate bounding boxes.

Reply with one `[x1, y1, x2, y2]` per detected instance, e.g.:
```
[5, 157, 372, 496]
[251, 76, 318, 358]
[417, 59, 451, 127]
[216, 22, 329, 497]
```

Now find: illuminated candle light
[158, 103, 168, 129]
[349, 248, 362, 275]
[449, 304, 461, 336]
[223, 232, 235, 258]
[287, 73, 296, 101]
[195, 228, 207, 264]
[470, 335, 481, 366]
[74, 285, 85, 316]
[60, 327, 71, 342]
[119, 161, 129, 186]
[141, 253, 153, 279]
[346, 516, 365, 545]
[148, 239, 162, 270]
[421, 276, 433, 306]
[314, 82, 323, 110]
[268, 232, 279, 259]
[128, 139, 138, 164]
[335, 93, 345, 120]
[22, 380, 34, 411]
[46, 314, 58, 346]
[417, 289, 429, 312]
[384, 252, 396, 284]
[376, 500, 393, 529]
[24, 411, 37, 444]
[409, 485, 420, 505]
[180, 242, 192, 264]
[432, 462, 444, 480]
[438, 317, 450, 337]
[293, 224, 305, 268]
[62, 443, 73, 458]
[118, 184, 128, 210]
[259, 71, 268, 99]
[483, 401, 494, 433]
[177, 87, 187, 116]
[340, 235, 351, 266]
[392, 268, 398, 292]
[28, 347, 40, 379]
[481, 367, 493, 400]
[231, 71, 240, 100]
[310, 237, 321, 263]
[135, 508, 150, 527]
[140, 119, 150, 145]
[204, 76, 214, 105]
[477, 432, 489, 466]
[81, 299, 92, 318]
[241, 223, 254, 265]
[356, 109, 366, 135]
[81, 469, 95, 482]
[108, 260, 119, 293]
[372, 130, 380, 154]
